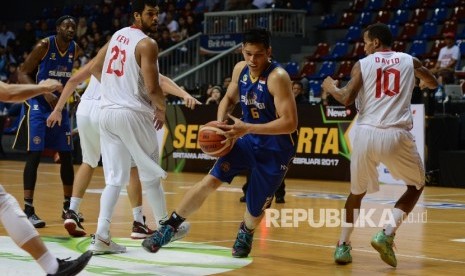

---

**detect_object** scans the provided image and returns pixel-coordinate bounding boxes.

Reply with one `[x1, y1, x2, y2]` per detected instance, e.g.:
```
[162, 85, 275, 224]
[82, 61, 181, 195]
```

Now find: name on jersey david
[375, 57, 400, 65]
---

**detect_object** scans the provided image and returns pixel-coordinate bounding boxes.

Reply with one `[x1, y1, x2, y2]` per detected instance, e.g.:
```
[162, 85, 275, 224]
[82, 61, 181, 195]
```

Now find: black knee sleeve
[24, 151, 42, 191]
[59, 151, 74, 186]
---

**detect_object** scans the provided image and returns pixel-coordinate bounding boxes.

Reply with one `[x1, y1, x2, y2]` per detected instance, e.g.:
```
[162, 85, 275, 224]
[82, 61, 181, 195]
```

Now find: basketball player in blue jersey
[14, 15, 81, 228]
[143, 28, 298, 258]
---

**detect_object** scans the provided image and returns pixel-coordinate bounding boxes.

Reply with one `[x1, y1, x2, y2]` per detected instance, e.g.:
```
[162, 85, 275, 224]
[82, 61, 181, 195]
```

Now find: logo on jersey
[32, 105, 39, 111]
[33, 136, 41, 145]
[257, 84, 263, 91]
[220, 161, 231, 172]
[50, 53, 56, 60]
[240, 74, 248, 84]
[259, 77, 266, 84]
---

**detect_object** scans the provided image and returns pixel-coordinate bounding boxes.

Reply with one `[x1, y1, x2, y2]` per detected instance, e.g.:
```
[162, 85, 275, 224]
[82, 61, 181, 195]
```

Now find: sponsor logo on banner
[200, 33, 243, 54]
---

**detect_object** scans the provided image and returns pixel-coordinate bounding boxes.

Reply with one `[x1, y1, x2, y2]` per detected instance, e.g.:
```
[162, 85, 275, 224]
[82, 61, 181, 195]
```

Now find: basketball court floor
[1, 160, 465, 275]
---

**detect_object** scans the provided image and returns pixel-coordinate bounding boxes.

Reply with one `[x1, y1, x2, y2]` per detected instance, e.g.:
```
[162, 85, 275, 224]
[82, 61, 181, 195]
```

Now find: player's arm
[217, 61, 243, 122]
[138, 37, 166, 129]
[18, 38, 49, 85]
[159, 74, 201, 109]
[322, 61, 362, 106]
[0, 79, 62, 102]
[46, 59, 94, 127]
[89, 42, 109, 82]
[413, 57, 438, 90]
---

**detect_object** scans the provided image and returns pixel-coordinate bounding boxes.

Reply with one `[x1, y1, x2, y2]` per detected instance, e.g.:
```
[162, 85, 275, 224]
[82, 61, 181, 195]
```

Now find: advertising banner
[161, 103, 357, 181]
[199, 33, 243, 54]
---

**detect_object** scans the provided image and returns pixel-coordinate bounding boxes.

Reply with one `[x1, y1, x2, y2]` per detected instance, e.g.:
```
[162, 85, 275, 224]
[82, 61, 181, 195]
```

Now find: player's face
[242, 43, 271, 76]
[57, 19, 76, 42]
[363, 31, 376, 55]
[139, 5, 159, 34]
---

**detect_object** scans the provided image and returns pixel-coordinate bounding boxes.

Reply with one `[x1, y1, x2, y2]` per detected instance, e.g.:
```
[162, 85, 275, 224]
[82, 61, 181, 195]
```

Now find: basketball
[198, 121, 233, 157]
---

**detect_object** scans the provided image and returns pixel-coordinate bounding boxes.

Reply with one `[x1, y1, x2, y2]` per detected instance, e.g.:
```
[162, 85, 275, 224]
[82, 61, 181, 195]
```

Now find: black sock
[63, 197, 70, 210]
[163, 211, 185, 229]
[24, 199, 34, 215]
[241, 222, 254, 234]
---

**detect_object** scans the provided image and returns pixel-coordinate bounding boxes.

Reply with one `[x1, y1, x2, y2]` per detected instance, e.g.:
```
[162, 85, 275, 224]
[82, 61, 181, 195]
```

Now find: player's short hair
[243, 28, 271, 49]
[56, 15, 76, 26]
[364, 23, 393, 47]
[131, 0, 159, 14]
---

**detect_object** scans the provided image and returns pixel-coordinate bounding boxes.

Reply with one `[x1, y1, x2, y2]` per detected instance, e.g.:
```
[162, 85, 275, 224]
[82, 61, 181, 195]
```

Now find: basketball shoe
[62, 201, 84, 222]
[371, 230, 397, 267]
[88, 234, 126, 255]
[64, 210, 87, 237]
[131, 216, 154, 239]
[232, 222, 254, 258]
[142, 223, 175, 253]
[24, 205, 45, 228]
[47, 250, 93, 276]
[334, 242, 352, 264]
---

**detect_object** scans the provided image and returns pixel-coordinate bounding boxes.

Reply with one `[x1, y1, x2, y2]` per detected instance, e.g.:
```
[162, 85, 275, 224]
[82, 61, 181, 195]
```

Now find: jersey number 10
[375, 68, 400, 98]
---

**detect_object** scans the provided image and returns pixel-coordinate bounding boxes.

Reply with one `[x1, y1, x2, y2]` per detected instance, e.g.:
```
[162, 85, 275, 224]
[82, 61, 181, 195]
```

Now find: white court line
[253, 238, 465, 265]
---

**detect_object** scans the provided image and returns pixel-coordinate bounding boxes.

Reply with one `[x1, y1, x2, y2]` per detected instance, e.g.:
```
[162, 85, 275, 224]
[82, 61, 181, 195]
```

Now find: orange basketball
[198, 121, 233, 157]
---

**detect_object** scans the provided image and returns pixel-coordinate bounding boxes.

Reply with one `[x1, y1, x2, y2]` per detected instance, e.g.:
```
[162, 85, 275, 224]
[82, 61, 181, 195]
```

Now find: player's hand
[46, 109, 62, 128]
[321, 76, 339, 94]
[39, 79, 63, 93]
[154, 109, 165, 130]
[183, 94, 202, 110]
[218, 114, 248, 139]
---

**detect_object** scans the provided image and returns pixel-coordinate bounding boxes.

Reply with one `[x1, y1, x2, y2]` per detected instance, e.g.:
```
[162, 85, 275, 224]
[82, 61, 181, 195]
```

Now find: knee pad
[0, 193, 39, 247]
[141, 177, 161, 191]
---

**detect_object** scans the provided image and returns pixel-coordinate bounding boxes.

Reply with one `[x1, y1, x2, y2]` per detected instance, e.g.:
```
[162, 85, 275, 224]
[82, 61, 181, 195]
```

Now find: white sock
[339, 209, 359, 244]
[37, 251, 59, 274]
[96, 185, 122, 239]
[69, 197, 82, 213]
[142, 178, 168, 228]
[384, 208, 406, 236]
[132, 206, 144, 224]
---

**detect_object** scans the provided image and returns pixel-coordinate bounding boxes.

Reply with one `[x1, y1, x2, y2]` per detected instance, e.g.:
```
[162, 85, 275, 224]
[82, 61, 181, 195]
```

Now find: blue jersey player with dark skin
[14, 15, 81, 228]
[142, 28, 298, 258]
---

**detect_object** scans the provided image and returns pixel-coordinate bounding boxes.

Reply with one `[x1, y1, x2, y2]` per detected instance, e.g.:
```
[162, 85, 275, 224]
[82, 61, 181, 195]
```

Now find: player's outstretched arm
[159, 74, 201, 109]
[47, 60, 95, 127]
[0, 79, 62, 102]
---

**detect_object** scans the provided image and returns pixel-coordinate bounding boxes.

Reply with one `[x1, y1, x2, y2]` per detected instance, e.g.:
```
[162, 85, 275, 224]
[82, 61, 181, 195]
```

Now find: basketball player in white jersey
[46, 57, 199, 240]
[0, 79, 93, 275]
[73, 0, 170, 254]
[322, 23, 438, 267]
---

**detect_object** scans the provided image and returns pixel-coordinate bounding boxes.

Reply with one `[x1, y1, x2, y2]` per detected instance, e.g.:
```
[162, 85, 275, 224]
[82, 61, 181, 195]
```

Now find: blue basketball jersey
[238, 62, 297, 151]
[35, 35, 76, 106]
[13, 36, 75, 151]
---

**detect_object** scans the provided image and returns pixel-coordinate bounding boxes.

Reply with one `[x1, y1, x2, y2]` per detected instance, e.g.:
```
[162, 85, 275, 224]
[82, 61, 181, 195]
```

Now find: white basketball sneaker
[171, 221, 191, 242]
[88, 234, 127, 255]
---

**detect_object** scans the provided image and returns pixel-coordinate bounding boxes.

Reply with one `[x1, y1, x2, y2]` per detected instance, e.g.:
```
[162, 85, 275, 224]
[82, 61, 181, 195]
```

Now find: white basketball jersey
[100, 26, 153, 115]
[81, 75, 101, 101]
[357, 51, 415, 129]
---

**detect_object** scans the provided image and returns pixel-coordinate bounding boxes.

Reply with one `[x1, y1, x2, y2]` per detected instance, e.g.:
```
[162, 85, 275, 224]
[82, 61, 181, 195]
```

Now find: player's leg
[335, 126, 376, 264]
[49, 109, 74, 220]
[0, 185, 92, 274]
[18, 102, 47, 228]
[232, 148, 293, 258]
[88, 109, 130, 254]
[64, 108, 100, 237]
[127, 166, 155, 239]
[371, 129, 425, 267]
